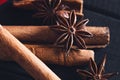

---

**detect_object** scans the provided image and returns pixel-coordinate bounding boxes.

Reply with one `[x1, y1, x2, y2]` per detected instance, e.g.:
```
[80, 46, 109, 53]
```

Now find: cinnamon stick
[25, 44, 94, 66]
[4, 26, 110, 48]
[0, 42, 94, 66]
[13, 0, 83, 15]
[61, 0, 83, 14]
[0, 25, 61, 80]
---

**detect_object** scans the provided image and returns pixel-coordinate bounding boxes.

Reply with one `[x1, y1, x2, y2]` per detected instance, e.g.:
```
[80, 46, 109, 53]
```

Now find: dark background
[0, 0, 120, 80]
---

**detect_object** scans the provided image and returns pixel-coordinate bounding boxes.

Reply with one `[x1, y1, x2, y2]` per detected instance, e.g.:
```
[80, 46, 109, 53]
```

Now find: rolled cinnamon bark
[13, 0, 83, 15]
[25, 44, 94, 66]
[61, 0, 83, 14]
[0, 39, 94, 66]
[4, 26, 110, 48]
[0, 25, 61, 80]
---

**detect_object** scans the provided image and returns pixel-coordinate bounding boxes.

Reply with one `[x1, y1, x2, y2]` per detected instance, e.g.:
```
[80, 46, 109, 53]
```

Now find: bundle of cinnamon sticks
[1, 25, 109, 66]
[0, 0, 110, 80]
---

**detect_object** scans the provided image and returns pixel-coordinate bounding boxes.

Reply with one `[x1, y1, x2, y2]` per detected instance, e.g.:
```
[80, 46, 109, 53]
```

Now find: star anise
[51, 10, 93, 55]
[32, 0, 69, 25]
[77, 54, 119, 80]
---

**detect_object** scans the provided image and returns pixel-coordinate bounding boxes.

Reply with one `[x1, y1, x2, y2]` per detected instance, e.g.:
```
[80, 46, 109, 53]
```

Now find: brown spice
[32, 0, 69, 25]
[77, 54, 119, 80]
[51, 10, 93, 55]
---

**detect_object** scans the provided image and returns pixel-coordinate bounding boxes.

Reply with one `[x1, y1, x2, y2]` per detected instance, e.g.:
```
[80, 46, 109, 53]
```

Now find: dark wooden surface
[0, 0, 120, 80]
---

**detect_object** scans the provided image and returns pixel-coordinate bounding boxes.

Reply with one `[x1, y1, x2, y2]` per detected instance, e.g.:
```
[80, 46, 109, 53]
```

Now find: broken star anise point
[51, 10, 93, 55]
[77, 54, 119, 80]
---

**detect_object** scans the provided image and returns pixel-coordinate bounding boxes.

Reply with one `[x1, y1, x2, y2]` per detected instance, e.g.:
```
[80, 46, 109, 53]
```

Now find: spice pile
[0, 0, 118, 80]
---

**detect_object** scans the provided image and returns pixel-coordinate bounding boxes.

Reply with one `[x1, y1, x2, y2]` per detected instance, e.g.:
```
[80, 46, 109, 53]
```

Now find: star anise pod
[51, 10, 93, 55]
[32, 0, 69, 25]
[77, 54, 119, 80]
